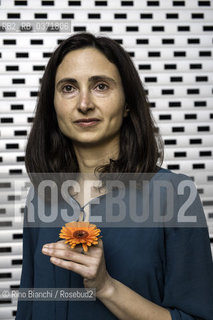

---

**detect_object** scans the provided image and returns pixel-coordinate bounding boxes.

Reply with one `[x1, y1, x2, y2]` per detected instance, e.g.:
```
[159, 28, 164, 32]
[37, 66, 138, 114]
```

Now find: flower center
[73, 230, 89, 239]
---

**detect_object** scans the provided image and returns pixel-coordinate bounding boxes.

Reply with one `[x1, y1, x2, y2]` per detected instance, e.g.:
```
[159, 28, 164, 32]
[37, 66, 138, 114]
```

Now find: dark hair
[25, 32, 163, 178]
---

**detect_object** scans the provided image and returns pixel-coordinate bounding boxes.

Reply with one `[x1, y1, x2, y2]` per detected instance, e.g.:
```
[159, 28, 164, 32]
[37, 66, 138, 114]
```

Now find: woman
[16, 33, 213, 320]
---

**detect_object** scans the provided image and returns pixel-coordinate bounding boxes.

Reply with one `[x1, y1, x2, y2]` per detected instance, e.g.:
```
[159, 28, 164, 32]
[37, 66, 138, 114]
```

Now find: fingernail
[51, 257, 59, 263]
[44, 243, 53, 248]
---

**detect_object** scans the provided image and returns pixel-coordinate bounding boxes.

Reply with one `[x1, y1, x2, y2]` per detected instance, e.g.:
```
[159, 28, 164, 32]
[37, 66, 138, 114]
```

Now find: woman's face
[54, 47, 127, 148]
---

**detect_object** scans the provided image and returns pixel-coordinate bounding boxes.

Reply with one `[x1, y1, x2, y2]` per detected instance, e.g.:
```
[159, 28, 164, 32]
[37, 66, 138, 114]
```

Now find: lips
[74, 118, 101, 127]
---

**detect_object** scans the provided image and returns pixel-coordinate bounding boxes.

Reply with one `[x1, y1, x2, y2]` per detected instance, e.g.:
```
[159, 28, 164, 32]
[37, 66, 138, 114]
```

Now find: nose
[77, 89, 94, 114]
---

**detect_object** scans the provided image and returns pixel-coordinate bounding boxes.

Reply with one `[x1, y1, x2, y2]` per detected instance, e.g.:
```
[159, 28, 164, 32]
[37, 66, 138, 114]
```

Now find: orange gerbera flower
[59, 221, 101, 252]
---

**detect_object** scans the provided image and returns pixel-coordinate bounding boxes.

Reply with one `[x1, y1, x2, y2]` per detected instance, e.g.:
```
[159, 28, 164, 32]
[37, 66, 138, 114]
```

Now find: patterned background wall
[0, 0, 213, 318]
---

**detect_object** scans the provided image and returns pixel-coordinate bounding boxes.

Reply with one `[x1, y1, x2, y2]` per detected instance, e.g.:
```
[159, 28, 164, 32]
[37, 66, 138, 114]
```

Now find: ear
[123, 104, 130, 117]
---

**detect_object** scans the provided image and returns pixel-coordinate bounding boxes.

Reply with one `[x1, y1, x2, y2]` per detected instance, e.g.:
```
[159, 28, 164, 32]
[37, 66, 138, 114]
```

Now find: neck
[73, 138, 120, 174]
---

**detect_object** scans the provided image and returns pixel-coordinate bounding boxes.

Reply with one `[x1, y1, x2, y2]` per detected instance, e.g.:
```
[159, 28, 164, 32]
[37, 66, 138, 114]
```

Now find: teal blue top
[16, 168, 213, 320]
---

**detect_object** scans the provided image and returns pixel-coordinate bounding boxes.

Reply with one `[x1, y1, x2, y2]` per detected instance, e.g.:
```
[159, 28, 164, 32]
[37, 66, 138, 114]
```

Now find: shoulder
[153, 167, 193, 183]
[151, 167, 207, 228]
[152, 167, 197, 195]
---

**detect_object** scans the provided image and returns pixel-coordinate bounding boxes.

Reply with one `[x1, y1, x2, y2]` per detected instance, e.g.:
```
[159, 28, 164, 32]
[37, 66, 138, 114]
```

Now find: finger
[50, 256, 87, 276]
[87, 239, 103, 255]
[43, 240, 84, 253]
[43, 240, 70, 250]
[97, 239, 103, 248]
[42, 246, 92, 265]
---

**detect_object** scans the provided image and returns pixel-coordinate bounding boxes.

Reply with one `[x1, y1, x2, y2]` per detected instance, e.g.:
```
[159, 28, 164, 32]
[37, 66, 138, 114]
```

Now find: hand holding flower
[41, 223, 113, 297]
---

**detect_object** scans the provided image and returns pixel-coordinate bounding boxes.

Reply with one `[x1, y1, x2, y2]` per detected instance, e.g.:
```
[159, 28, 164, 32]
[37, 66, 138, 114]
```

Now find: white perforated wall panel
[0, 0, 213, 318]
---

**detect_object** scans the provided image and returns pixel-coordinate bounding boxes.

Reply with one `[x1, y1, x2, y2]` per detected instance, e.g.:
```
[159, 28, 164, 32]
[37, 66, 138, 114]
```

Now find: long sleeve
[15, 187, 36, 320]
[162, 174, 213, 320]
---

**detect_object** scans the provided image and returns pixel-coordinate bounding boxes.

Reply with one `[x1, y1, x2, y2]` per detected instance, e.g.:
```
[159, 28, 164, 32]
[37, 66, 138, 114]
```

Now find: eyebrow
[56, 75, 117, 89]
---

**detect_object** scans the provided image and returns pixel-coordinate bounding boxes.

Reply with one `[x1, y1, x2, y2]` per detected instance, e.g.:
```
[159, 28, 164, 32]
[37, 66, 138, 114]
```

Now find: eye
[95, 83, 109, 91]
[62, 85, 75, 93]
